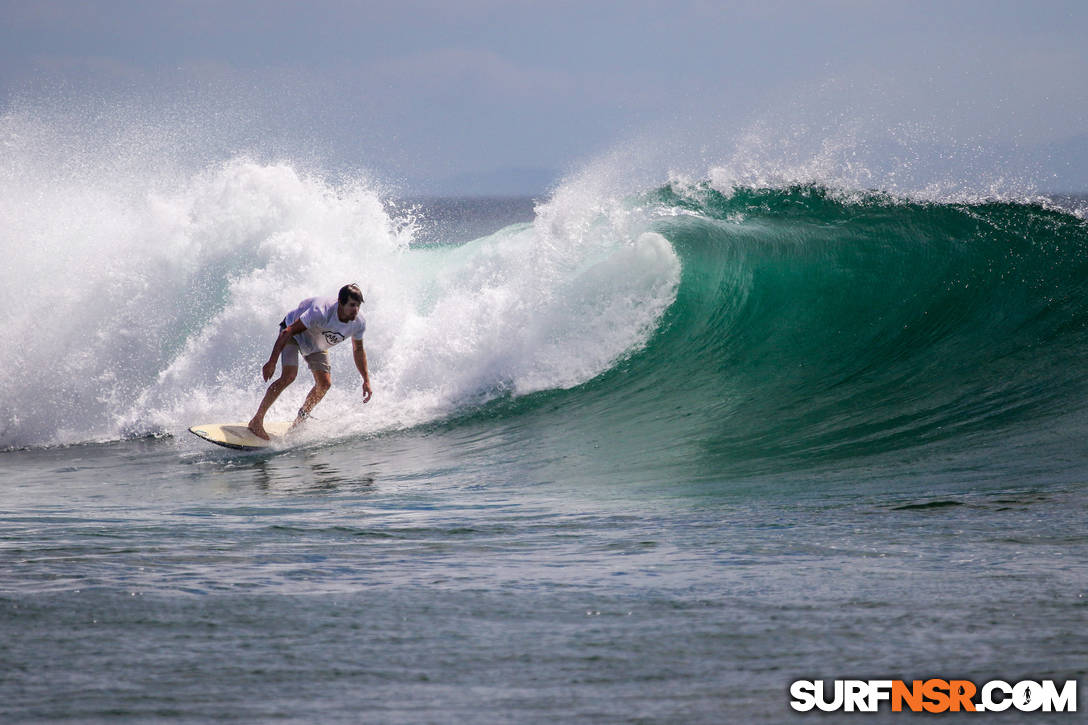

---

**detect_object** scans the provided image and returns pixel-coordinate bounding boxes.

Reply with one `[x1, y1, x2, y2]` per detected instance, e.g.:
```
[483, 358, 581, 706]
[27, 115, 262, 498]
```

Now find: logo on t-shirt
[323, 330, 346, 346]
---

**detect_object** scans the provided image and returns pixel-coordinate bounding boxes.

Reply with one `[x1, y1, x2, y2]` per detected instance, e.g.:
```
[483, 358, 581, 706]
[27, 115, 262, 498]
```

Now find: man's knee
[314, 372, 332, 393]
[278, 366, 298, 385]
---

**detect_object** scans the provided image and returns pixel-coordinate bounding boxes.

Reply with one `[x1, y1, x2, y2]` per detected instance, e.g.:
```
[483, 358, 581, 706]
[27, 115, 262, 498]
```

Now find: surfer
[247, 283, 372, 440]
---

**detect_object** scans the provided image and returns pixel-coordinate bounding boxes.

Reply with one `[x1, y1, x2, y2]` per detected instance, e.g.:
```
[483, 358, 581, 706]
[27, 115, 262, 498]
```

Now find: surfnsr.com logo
[789, 679, 1078, 713]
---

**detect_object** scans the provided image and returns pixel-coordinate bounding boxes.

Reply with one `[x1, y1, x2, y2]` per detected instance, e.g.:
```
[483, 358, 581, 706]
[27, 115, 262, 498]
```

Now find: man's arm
[262, 319, 307, 381]
[353, 338, 372, 403]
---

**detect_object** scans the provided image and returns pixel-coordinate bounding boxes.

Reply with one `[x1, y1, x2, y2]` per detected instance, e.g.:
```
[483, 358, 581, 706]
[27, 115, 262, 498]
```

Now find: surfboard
[188, 421, 293, 451]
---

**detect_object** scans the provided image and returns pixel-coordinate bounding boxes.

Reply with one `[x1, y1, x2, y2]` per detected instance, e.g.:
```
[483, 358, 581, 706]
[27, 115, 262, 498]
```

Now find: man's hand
[262, 360, 277, 382]
[353, 338, 371, 403]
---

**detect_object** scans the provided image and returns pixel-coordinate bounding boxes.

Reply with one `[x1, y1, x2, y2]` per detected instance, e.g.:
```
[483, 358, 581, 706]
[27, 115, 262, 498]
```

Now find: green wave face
[477, 185, 1088, 486]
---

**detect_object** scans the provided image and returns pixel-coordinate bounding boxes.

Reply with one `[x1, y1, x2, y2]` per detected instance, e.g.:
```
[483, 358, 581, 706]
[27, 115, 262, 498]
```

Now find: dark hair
[338, 283, 364, 305]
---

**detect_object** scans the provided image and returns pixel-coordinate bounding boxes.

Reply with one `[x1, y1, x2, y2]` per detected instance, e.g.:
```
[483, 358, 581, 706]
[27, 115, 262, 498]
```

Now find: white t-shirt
[284, 297, 366, 356]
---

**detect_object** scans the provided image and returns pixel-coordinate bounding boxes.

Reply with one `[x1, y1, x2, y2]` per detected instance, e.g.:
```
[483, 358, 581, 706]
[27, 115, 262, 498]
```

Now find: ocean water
[2, 133, 1088, 722]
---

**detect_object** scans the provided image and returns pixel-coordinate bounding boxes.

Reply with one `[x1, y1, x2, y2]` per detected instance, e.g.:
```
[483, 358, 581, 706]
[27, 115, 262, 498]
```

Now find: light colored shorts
[279, 322, 331, 373]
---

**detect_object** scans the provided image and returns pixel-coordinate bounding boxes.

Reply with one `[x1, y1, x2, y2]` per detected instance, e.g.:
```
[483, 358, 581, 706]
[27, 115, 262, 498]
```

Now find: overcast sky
[2, 0, 1086, 194]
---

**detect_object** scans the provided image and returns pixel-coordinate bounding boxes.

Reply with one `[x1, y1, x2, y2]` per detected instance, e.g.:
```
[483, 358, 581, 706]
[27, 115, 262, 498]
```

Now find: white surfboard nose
[188, 421, 292, 450]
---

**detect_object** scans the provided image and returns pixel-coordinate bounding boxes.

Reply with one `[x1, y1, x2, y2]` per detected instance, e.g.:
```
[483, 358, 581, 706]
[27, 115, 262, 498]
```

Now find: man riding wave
[247, 283, 372, 439]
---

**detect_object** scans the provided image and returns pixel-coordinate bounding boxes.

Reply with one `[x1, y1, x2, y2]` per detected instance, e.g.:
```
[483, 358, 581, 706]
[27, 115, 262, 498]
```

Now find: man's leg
[292, 369, 332, 428]
[248, 365, 298, 439]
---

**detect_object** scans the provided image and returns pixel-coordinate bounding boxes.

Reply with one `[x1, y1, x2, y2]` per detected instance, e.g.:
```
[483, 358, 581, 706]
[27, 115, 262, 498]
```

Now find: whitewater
[0, 147, 679, 449]
[2, 109, 1087, 723]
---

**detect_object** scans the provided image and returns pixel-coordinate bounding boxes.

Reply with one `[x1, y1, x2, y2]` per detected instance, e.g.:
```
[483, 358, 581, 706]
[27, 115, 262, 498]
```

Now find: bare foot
[289, 409, 312, 433]
[247, 418, 270, 440]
